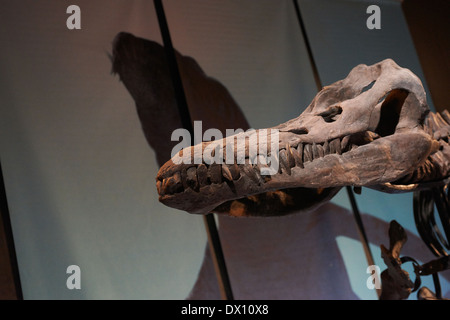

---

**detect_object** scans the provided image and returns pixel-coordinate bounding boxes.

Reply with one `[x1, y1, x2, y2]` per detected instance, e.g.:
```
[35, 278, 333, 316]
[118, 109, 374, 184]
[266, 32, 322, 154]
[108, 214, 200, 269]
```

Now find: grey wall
[0, 0, 206, 299]
[0, 0, 447, 299]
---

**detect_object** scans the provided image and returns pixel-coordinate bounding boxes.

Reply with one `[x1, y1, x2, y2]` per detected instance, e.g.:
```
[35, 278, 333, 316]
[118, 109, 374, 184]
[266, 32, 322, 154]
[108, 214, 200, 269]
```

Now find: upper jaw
[156, 128, 433, 215]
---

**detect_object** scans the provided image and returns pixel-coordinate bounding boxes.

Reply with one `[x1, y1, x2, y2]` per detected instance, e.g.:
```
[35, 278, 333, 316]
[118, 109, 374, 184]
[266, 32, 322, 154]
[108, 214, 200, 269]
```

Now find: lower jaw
[159, 131, 432, 215]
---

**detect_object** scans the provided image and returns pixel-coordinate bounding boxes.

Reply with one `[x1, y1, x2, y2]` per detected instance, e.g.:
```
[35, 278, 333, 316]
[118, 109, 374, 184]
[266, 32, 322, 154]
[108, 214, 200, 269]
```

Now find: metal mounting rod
[153, 0, 233, 300]
[0, 161, 23, 299]
[292, 0, 379, 298]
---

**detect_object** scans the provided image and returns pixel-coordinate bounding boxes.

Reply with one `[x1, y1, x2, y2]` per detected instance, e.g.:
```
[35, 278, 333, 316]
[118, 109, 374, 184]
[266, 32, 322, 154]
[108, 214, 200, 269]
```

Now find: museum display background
[0, 0, 447, 299]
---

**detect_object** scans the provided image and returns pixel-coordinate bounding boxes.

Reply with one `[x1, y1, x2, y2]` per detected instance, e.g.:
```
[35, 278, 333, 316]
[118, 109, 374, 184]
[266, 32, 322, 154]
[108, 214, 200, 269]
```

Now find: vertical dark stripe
[346, 185, 377, 270]
[292, 0, 322, 91]
[292, 0, 379, 297]
[0, 162, 23, 299]
[432, 187, 450, 247]
[153, 0, 193, 136]
[432, 273, 442, 299]
[203, 214, 234, 300]
[153, 0, 234, 300]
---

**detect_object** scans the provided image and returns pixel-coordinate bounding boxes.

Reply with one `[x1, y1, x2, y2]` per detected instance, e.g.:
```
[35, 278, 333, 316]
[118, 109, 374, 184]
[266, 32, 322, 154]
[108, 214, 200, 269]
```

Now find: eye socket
[317, 105, 342, 123]
[375, 89, 408, 137]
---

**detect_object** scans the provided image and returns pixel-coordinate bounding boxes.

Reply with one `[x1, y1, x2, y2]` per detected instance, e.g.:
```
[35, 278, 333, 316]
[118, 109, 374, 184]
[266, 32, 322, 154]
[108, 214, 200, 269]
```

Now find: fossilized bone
[379, 220, 415, 300]
[111, 32, 450, 299]
[156, 59, 450, 216]
[113, 32, 449, 217]
[380, 220, 450, 300]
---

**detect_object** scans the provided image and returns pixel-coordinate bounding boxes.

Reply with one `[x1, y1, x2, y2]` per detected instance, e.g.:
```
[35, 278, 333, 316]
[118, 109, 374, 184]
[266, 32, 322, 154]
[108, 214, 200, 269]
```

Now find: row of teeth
[157, 131, 380, 196]
[425, 110, 450, 138]
[393, 128, 450, 185]
[394, 159, 439, 185]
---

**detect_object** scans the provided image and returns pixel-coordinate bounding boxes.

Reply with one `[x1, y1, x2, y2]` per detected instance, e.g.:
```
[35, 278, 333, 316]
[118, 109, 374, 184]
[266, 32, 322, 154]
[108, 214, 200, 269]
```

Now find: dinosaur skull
[157, 59, 436, 216]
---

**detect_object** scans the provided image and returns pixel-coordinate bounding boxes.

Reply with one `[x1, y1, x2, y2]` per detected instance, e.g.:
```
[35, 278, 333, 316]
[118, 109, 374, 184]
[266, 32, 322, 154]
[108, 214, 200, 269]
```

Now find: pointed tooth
[304, 144, 313, 163]
[253, 165, 265, 184]
[286, 144, 296, 168]
[279, 149, 291, 175]
[222, 165, 233, 181]
[317, 144, 324, 158]
[311, 143, 324, 159]
[425, 117, 434, 136]
[335, 138, 342, 155]
[161, 179, 168, 194]
[433, 152, 444, 164]
[209, 164, 222, 184]
[222, 165, 237, 193]
[424, 159, 433, 174]
[425, 116, 431, 128]
[163, 171, 184, 194]
[366, 131, 380, 141]
[428, 113, 440, 131]
[330, 138, 342, 155]
[417, 164, 426, 181]
[180, 168, 188, 189]
[279, 149, 288, 169]
[228, 163, 240, 180]
[441, 110, 450, 125]
[291, 150, 303, 168]
[323, 140, 330, 155]
[341, 135, 350, 152]
[435, 112, 448, 128]
[424, 159, 437, 180]
[241, 165, 262, 185]
[329, 141, 336, 154]
[411, 167, 421, 182]
[277, 160, 283, 174]
[186, 167, 199, 191]
[296, 143, 304, 168]
[156, 180, 162, 195]
[197, 164, 208, 186]
[173, 171, 182, 185]
[312, 143, 320, 160]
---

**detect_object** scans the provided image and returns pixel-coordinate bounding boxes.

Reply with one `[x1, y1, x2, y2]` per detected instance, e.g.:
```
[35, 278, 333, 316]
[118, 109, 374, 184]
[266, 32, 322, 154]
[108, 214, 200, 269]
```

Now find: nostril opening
[361, 80, 376, 94]
[375, 89, 409, 137]
[317, 105, 342, 123]
[287, 128, 309, 135]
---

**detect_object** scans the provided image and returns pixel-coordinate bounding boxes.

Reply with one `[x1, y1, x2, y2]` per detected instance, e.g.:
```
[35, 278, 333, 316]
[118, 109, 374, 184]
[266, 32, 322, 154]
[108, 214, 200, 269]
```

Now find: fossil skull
[156, 59, 440, 216]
